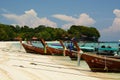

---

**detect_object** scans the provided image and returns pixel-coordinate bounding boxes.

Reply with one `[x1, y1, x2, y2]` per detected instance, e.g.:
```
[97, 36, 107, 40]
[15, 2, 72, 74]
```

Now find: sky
[0, 0, 120, 41]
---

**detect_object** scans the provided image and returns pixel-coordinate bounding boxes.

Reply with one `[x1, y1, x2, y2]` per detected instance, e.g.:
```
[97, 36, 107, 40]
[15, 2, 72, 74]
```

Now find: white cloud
[53, 14, 75, 22]
[25, 9, 37, 16]
[53, 13, 95, 30]
[2, 9, 95, 29]
[74, 13, 95, 26]
[100, 9, 120, 41]
[2, 9, 57, 28]
[113, 9, 120, 18]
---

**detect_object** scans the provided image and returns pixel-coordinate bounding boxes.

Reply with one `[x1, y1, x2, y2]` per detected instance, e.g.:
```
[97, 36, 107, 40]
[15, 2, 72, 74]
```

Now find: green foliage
[0, 24, 16, 40]
[68, 25, 100, 41]
[0, 23, 100, 41]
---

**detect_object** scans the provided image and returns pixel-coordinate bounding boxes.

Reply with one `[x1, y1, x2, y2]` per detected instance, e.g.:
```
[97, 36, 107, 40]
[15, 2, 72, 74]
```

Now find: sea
[13, 41, 120, 80]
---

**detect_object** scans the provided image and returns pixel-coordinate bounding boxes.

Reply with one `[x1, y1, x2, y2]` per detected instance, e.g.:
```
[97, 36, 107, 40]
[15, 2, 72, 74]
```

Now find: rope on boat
[104, 56, 108, 71]
[63, 47, 67, 56]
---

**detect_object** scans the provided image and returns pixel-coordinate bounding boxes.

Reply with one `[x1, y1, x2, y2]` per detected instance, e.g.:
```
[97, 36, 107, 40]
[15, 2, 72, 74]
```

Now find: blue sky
[0, 0, 120, 41]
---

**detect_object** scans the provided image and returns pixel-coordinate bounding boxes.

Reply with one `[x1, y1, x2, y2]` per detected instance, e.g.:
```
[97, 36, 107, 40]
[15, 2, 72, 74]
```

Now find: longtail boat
[20, 38, 69, 55]
[59, 40, 78, 60]
[66, 50, 78, 60]
[15, 37, 45, 54]
[40, 39, 69, 56]
[68, 41, 120, 61]
[21, 41, 51, 55]
[81, 53, 120, 72]
[40, 39, 78, 57]
[64, 40, 84, 60]
[72, 41, 120, 72]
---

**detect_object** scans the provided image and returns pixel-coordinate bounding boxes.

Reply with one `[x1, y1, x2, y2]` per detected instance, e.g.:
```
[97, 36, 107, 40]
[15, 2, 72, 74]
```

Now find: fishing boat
[66, 41, 94, 60]
[22, 43, 47, 54]
[81, 53, 120, 72]
[68, 42, 119, 60]
[41, 39, 78, 59]
[19, 38, 65, 55]
[40, 39, 70, 56]
[65, 50, 78, 60]
[96, 46, 118, 56]
[59, 40, 79, 60]
[67, 48, 95, 60]
[72, 41, 120, 72]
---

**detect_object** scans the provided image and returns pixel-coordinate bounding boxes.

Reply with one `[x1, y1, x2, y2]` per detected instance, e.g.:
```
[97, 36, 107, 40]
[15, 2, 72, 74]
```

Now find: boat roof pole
[40, 38, 46, 47]
[40, 38, 53, 55]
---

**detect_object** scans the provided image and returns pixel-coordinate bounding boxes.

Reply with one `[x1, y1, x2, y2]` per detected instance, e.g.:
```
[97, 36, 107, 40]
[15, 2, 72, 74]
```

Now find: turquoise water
[30, 41, 120, 53]
[31, 41, 44, 48]
[32, 41, 63, 49]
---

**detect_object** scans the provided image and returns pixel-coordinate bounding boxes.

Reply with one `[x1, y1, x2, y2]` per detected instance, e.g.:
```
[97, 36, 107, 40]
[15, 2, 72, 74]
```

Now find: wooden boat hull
[22, 43, 35, 53]
[81, 53, 120, 72]
[22, 43, 51, 55]
[66, 50, 78, 60]
[40, 39, 69, 56]
[47, 47, 65, 55]
[22, 43, 67, 55]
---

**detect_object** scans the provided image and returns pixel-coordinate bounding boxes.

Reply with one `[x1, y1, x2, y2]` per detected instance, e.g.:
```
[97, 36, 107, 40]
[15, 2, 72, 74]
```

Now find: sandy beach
[0, 41, 118, 80]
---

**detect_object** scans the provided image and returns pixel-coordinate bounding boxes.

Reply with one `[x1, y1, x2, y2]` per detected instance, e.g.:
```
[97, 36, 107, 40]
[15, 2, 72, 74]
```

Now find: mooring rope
[104, 56, 108, 71]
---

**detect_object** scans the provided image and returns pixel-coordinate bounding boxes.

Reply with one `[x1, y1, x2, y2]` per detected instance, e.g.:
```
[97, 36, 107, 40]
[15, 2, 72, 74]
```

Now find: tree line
[0, 23, 100, 41]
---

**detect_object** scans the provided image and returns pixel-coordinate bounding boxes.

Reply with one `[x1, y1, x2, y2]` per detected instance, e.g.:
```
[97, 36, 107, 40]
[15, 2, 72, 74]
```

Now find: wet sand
[0, 42, 119, 80]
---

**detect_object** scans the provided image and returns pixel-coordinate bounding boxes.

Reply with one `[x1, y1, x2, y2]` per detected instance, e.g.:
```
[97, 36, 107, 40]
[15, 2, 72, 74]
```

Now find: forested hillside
[0, 23, 100, 41]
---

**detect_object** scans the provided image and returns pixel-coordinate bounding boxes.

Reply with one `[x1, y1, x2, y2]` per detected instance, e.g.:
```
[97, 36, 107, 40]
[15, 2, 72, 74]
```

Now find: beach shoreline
[0, 41, 118, 80]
